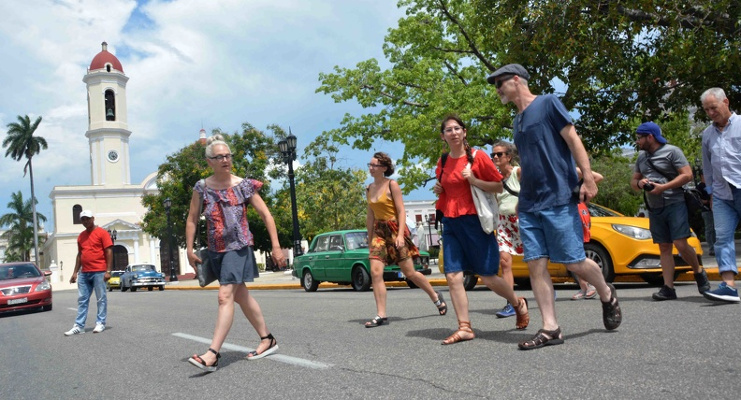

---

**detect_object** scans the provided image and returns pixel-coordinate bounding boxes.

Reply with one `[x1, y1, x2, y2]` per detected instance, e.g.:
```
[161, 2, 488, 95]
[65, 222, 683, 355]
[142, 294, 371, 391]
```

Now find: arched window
[104, 89, 116, 121]
[73, 205, 83, 224]
[106, 64, 111, 73]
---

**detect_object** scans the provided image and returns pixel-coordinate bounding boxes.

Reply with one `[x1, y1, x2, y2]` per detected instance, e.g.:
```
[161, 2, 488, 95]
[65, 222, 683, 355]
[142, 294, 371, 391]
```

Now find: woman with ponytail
[433, 115, 530, 345]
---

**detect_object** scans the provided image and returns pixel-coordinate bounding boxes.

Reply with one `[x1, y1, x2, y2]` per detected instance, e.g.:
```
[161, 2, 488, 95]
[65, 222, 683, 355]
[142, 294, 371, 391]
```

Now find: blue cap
[636, 121, 667, 144]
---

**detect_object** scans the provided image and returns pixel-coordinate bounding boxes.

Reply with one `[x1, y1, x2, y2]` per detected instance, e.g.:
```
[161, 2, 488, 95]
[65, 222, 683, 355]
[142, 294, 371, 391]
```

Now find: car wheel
[584, 242, 614, 283]
[405, 279, 419, 289]
[121, 282, 128, 292]
[302, 270, 319, 292]
[148, 286, 153, 291]
[107, 285, 112, 292]
[641, 272, 680, 286]
[514, 277, 532, 289]
[159, 285, 165, 291]
[351, 266, 371, 291]
[131, 286, 137, 292]
[463, 272, 478, 291]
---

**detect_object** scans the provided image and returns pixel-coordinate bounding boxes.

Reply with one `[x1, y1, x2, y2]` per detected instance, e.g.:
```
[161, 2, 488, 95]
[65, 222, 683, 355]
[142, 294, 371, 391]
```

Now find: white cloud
[0, 0, 420, 231]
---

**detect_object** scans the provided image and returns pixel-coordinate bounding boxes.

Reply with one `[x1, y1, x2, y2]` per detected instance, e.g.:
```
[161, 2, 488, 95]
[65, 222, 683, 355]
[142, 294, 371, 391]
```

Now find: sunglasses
[494, 75, 515, 89]
[491, 152, 507, 158]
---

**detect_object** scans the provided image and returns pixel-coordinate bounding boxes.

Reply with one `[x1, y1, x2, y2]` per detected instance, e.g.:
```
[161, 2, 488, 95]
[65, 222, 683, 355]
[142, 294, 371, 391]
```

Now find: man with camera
[631, 122, 709, 300]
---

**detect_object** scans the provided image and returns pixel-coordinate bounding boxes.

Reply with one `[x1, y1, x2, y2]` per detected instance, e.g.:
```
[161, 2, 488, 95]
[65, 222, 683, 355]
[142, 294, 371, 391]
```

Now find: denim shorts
[441, 214, 499, 276]
[647, 201, 690, 244]
[518, 203, 585, 264]
[209, 246, 259, 284]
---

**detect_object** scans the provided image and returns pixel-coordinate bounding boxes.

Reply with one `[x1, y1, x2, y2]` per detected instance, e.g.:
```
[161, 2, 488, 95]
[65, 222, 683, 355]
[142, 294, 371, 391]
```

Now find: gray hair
[205, 134, 230, 158]
[492, 140, 519, 165]
[701, 87, 727, 103]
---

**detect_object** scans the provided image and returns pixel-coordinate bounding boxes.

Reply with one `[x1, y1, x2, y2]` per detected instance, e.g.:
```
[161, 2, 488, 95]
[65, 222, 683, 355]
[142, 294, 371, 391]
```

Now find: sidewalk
[166, 240, 737, 290]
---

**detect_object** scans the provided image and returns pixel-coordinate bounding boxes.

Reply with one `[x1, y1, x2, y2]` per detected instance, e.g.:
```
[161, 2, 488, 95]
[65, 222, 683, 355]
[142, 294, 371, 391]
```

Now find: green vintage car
[292, 229, 431, 292]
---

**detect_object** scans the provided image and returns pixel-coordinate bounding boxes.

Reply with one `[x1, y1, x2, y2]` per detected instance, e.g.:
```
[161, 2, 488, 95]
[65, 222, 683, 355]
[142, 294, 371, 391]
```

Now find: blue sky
[0, 0, 431, 232]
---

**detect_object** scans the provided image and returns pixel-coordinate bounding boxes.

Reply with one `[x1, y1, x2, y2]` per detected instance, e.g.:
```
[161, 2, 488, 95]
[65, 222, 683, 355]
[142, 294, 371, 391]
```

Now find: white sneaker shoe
[65, 326, 84, 336]
[93, 324, 105, 333]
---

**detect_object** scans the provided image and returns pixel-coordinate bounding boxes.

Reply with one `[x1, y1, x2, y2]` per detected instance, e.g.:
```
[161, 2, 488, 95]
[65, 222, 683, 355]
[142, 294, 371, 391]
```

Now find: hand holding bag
[194, 180, 217, 287]
[467, 150, 499, 234]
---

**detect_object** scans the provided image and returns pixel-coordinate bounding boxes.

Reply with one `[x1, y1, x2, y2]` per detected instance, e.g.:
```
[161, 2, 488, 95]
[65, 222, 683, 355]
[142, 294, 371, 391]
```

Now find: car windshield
[345, 232, 369, 250]
[0, 264, 40, 280]
[111, 271, 124, 277]
[133, 265, 155, 272]
[588, 203, 622, 217]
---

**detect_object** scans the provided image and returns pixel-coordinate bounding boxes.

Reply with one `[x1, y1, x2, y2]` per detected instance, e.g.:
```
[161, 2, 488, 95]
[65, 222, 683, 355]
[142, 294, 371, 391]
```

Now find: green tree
[2, 115, 47, 263]
[140, 124, 291, 255]
[317, 0, 739, 192]
[0, 191, 47, 262]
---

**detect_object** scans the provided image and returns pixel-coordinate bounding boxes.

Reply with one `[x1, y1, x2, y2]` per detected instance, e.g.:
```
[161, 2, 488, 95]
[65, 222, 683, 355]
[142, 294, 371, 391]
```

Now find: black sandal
[518, 327, 564, 350]
[434, 291, 447, 316]
[247, 333, 279, 360]
[365, 315, 388, 328]
[188, 348, 220, 372]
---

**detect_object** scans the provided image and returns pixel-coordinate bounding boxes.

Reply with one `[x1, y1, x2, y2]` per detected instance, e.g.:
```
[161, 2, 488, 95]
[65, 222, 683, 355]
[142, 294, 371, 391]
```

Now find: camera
[643, 182, 655, 191]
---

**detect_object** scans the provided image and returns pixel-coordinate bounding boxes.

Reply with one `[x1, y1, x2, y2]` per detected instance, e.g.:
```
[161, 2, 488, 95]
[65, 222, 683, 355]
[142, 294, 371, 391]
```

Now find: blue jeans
[712, 190, 741, 275]
[75, 272, 107, 328]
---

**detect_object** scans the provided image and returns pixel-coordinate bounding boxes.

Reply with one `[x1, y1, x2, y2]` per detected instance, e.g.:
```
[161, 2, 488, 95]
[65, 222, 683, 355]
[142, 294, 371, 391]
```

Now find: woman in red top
[433, 114, 529, 345]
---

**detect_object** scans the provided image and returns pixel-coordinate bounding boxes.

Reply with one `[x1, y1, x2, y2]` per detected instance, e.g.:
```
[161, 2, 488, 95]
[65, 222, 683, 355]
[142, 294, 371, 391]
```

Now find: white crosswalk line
[172, 332, 331, 370]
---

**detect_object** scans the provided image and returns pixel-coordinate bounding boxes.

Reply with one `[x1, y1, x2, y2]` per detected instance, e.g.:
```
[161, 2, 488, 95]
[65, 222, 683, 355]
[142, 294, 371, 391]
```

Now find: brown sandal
[441, 321, 474, 345]
[518, 327, 564, 350]
[514, 297, 529, 330]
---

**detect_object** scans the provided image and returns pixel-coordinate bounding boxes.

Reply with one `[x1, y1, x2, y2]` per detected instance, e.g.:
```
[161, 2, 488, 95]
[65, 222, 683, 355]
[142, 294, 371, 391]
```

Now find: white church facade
[41, 42, 192, 290]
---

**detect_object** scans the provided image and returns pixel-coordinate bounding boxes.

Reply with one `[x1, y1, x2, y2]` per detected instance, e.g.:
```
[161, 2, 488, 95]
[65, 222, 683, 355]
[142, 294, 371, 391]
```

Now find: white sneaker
[65, 326, 84, 336]
[93, 324, 105, 333]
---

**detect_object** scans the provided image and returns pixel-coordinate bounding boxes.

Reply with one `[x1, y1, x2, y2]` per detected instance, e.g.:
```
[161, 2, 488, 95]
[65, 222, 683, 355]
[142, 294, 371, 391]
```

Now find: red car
[0, 262, 53, 313]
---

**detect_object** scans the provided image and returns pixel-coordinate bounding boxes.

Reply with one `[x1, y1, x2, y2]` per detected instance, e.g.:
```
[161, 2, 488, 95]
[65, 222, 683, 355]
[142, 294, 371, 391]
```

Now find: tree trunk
[28, 158, 40, 266]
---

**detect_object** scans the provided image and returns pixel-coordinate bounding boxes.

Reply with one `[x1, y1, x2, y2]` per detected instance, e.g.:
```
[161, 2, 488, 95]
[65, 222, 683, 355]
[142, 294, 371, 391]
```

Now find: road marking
[172, 332, 331, 370]
[67, 308, 77, 311]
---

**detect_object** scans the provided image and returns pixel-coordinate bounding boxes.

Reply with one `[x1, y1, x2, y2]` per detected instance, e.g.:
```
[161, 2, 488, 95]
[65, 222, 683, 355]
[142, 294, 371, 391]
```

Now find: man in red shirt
[65, 210, 113, 335]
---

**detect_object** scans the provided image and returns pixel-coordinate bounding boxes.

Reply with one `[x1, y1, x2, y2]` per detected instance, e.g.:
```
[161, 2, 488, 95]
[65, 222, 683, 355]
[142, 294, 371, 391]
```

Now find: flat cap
[487, 63, 530, 84]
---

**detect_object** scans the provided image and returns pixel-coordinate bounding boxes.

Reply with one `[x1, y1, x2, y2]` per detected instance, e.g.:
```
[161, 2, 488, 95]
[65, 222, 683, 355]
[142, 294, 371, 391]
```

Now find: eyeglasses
[443, 126, 464, 134]
[636, 135, 648, 141]
[367, 163, 384, 168]
[491, 152, 506, 158]
[494, 75, 515, 89]
[208, 154, 232, 161]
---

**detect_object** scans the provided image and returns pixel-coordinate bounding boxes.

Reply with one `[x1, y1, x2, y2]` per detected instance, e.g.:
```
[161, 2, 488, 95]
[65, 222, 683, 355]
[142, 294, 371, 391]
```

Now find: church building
[41, 42, 190, 290]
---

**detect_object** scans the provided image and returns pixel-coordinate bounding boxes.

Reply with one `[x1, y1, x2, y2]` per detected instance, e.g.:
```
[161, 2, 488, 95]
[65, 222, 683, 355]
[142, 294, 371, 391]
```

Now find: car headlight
[612, 224, 652, 240]
[35, 280, 51, 292]
[132, 274, 138, 279]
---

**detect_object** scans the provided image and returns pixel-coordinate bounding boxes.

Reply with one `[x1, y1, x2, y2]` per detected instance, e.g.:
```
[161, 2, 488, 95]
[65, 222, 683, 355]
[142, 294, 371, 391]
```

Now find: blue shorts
[648, 201, 690, 244]
[442, 214, 499, 276]
[519, 203, 585, 264]
[209, 246, 259, 284]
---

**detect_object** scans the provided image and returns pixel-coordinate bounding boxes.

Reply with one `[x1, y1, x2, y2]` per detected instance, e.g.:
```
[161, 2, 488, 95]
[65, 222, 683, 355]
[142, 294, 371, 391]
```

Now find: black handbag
[644, 157, 708, 215]
[195, 180, 217, 287]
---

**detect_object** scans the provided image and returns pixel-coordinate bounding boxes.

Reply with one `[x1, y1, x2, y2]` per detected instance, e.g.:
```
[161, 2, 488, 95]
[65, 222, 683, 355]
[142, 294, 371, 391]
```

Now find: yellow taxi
[106, 270, 124, 291]
[439, 203, 703, 289]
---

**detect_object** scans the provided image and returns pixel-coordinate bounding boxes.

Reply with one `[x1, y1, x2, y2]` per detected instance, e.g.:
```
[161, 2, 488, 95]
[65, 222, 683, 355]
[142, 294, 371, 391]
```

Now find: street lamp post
[164, 198, 178, 282]
[424, 215, 434, 249]
[107, 229, 117, 270]
[278, 129, 303, 263]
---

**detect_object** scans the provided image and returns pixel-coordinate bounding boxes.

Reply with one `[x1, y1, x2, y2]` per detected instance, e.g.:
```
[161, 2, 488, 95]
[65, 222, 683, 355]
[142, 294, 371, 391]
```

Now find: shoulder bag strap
[195, 179, 206, 249]
[645, 156, 678, 182]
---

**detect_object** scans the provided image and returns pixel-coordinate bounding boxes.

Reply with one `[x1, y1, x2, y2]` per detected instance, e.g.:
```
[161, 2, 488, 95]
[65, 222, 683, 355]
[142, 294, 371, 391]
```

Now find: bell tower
[82, 41, 131, 186]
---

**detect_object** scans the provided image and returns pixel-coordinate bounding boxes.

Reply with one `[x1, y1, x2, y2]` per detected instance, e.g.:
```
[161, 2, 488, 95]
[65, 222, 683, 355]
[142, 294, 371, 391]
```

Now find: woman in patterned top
[185, 134, 286, 372]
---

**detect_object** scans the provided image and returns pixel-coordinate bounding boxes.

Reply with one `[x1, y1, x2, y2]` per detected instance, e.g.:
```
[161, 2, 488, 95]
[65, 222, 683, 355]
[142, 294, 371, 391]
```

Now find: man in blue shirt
[701, 87, 741, 303]
[487, 64, 622, 350]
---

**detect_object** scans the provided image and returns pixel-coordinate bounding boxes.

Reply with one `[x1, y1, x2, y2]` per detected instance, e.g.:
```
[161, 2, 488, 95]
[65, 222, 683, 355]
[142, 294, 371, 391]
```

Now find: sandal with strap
[365, 315, 388, 328]
[246, 333, 279, 360]
[518, 327, 564, 350]
[514, 297, 529, 330]
[188, 347, 221, 372]
[441, 321, 474, 345]
[434, 291, 447, 316]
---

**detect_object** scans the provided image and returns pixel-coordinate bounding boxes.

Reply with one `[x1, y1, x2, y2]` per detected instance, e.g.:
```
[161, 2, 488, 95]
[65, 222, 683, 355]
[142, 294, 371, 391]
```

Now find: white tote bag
[467, 150, 499, 234]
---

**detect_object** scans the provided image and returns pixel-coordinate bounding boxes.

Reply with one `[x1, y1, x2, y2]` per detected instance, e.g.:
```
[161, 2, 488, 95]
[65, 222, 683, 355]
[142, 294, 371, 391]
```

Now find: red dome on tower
[89, 42, 123, 73]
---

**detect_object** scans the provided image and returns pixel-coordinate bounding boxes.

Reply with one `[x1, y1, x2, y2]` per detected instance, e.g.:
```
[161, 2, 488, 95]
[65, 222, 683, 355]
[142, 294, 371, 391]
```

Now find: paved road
[2, 277, 739, 399]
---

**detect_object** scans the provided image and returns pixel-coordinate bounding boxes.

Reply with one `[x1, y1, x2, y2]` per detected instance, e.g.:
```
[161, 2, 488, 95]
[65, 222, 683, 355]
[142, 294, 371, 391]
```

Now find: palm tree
[0, 191, 47, 261]
[2, 115, 47, 264]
